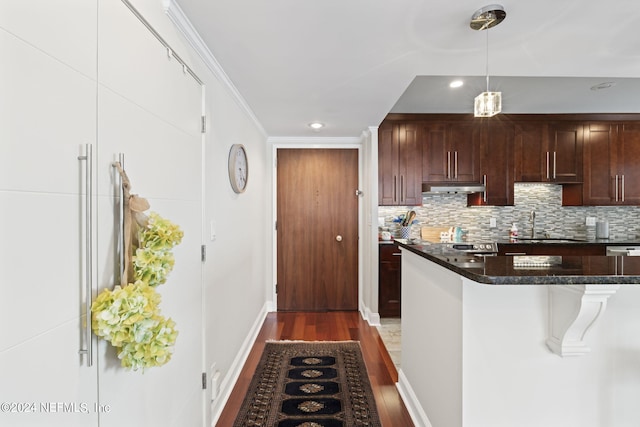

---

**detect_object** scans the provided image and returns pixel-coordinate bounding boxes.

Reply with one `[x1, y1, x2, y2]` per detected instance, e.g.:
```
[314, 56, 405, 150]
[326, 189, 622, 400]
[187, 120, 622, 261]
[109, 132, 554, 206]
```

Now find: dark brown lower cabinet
[379, 244, 401, 318]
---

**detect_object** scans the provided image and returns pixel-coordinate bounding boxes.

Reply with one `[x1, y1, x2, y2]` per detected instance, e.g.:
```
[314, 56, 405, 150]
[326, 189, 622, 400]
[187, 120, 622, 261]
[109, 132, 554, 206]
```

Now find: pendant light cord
[485, 28, 490, 92]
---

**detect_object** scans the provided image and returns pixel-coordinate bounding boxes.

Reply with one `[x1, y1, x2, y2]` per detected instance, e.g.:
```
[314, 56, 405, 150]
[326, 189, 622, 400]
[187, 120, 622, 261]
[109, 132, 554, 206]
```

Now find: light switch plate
[586, 217, 596, 226]
[490, 218, 497, 228]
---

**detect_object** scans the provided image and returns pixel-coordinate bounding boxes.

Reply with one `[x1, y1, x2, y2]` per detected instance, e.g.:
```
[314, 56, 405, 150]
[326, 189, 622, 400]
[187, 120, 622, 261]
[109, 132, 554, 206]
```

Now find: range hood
[422, 183, 486, 194]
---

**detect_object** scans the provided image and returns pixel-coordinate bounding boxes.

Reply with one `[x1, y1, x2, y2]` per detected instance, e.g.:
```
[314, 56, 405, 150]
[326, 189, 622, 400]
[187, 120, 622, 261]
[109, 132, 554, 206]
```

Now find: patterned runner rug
[233, 341, 382, 427]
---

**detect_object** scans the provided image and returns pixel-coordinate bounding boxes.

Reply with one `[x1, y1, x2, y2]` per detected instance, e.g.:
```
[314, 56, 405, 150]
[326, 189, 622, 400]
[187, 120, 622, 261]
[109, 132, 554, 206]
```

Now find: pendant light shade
[474, 91, 502, 117]
[471, 4, 506, 117]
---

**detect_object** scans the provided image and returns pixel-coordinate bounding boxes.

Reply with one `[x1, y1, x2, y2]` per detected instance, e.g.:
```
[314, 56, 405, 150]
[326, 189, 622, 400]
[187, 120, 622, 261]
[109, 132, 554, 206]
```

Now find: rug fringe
[266, 339, 360, 343]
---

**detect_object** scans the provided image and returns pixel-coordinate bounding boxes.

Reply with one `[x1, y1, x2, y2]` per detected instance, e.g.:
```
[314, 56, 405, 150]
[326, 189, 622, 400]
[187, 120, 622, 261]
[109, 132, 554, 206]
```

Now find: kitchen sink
[516, 238, 587, 243]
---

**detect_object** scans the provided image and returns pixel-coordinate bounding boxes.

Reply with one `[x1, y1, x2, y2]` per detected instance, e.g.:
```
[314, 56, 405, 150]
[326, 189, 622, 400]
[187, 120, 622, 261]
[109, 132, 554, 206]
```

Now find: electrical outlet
[586, 217, 596, 226]
[211, 370, 221, 400]
[490, 218, 497, 228]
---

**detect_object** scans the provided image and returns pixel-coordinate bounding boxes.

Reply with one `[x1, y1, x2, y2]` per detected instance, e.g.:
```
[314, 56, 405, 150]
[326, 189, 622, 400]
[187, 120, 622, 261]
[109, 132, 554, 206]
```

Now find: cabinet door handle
[393, 175, 397, 203]
[447, 151, 451, 179]
[553, 151, 557, 179]
[454, 151, 458, 179]
[77, 144, 93, 367]
[615, 175, 619, 202]
[621, 175, 625, 202]
[546, 152, 550, 180]
[392, 253, 402, 256]
[483, 175, 487, 203]
[400, 175, 404, 203]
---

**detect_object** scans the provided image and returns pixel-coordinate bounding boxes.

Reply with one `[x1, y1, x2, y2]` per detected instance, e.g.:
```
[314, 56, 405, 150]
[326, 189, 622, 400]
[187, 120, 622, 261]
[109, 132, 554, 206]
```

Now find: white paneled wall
[2, 1, 274, 426]
[96, 1, 204, 426]
[1, 1, 204, 426]
[0, 1, 100, 425]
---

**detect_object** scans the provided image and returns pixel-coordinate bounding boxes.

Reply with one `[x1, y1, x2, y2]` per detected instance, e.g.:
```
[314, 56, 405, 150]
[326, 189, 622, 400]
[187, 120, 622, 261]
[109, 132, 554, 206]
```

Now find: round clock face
[228, 144, 248, 193]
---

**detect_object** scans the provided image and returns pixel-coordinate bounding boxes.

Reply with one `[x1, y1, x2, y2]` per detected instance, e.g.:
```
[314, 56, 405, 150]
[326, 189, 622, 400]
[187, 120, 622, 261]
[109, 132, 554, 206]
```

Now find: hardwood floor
[215, 311, 414, 427]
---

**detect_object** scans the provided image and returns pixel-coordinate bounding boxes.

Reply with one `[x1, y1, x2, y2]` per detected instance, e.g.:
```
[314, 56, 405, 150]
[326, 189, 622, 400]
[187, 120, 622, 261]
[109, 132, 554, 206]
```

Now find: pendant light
[471, 4, 506, 117]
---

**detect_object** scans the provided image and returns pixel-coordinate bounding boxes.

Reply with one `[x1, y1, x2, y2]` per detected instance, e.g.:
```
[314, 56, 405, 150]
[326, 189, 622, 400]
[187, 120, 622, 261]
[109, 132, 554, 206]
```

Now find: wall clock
[228, 144, 248, 193]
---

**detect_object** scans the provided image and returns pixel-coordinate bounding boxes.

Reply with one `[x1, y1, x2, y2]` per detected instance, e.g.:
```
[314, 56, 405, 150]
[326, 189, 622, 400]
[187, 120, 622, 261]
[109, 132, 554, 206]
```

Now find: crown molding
[268, 136, 363, 146]
[163, 0, 268, 138]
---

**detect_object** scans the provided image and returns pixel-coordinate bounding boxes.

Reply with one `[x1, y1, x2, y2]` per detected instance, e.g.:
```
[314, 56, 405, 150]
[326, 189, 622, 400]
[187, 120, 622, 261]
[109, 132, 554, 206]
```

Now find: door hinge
[202, 372, 207, 389]
[355, 189, 363, 197]
[201, 244, 207, 262]
[275, 221, 278, 230]
[201, 116, 207, 133]
[275, 284, 279, 294]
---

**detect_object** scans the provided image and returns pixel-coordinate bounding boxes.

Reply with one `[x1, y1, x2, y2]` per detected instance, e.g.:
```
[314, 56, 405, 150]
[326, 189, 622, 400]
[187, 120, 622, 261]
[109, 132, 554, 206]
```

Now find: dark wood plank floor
[215, 311, 414, 427]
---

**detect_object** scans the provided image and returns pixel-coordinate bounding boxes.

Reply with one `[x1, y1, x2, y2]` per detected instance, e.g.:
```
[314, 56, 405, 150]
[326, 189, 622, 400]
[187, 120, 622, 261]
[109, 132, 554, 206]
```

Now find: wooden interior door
[277, 149, 359, 311]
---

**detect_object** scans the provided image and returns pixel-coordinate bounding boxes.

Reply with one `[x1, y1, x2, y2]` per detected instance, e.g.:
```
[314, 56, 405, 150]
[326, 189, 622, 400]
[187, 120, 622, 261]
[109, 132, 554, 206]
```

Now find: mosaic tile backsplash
[379, 183, 640, 241]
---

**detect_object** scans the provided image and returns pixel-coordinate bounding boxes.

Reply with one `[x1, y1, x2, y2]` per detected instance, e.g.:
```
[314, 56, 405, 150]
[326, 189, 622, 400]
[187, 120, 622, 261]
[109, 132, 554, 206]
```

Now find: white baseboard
[360, 303, 381, 326]
[210, 302, 269, 425]
[396, 369, 433, 427]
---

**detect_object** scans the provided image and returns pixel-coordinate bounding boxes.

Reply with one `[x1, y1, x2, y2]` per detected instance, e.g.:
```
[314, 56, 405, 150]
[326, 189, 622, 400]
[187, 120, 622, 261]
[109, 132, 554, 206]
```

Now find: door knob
[336, 235, 342, 242]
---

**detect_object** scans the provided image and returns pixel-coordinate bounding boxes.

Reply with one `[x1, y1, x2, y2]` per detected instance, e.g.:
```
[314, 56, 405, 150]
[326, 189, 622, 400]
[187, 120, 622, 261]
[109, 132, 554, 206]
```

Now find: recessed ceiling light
[590, 82, 616, 91]
[308, 122, 324, 130]
[450, 80, 464, 88]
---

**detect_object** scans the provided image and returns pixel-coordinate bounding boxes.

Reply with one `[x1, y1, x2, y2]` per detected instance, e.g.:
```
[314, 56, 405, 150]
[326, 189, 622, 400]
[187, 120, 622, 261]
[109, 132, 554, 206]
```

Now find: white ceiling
[175, 0, 640, 137]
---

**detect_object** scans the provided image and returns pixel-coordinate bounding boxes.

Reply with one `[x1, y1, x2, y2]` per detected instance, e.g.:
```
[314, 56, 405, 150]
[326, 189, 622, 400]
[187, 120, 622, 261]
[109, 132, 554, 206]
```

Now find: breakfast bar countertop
[394, 240, 640, 285]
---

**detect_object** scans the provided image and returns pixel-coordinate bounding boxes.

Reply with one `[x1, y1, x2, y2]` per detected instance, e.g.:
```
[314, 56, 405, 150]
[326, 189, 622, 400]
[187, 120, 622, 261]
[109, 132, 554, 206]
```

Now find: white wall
[1, 1, 271, 426]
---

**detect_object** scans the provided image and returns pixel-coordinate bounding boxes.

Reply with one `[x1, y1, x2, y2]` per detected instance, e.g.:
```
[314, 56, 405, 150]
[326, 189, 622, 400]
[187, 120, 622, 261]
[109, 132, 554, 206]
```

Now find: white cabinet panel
[0, 31, 96, 194]
[97, 87, 201, 201]
[0, 192, 86, 352]
[94, 3, 203, 424]
[0, 0, 97, 77]
[95, 165, 202, 427]
[98, 0, 202, 136]
[0, 191, 98, 426]
[0, 321, 98, 426]
[96, 201, 203, 426]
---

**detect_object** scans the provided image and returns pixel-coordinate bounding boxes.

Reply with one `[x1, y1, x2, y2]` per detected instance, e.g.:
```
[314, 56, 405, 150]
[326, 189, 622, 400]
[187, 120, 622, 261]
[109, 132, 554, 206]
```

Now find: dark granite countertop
[496, 238, 640, 246]
[395, 240, 640, 285]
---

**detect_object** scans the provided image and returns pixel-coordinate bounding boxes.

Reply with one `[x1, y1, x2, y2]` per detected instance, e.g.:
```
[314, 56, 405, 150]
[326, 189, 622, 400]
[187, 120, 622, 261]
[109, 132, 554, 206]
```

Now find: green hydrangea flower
[139, 212, 183, 252]
[133, 247, 175, 287]
[117, 316, 178, 371]
[91, 212, 182, 371]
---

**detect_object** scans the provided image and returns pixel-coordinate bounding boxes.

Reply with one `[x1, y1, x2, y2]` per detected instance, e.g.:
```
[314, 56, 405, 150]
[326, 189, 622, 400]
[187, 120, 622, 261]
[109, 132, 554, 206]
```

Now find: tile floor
[376, 318, 401, 369]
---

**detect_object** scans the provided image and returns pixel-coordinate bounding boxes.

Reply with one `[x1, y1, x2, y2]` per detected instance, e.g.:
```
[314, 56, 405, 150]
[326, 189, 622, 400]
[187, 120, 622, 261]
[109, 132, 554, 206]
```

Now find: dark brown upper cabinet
[583, 122, 640, 205]
[468, 119, 514, 206]
[514, 121, 583, 183]
[378, 122, 423, 206]
[422, 121, 481, 184]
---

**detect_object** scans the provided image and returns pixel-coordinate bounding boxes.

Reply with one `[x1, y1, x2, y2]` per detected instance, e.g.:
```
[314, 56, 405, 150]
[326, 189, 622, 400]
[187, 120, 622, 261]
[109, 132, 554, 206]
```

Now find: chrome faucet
[530, 210, 536, 238]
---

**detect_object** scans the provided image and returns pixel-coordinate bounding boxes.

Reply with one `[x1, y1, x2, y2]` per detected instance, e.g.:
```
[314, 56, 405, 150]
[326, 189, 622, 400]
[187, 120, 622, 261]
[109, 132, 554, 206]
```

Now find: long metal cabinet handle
[117, 153, 125, 281]
[546, 152, 550, 180]
[553, 152, 557, 179]
[393, 175, 397, 203]
[400, 175, 404, 203]
[454, 151, 458, 179]
[447, 151, 451, 179]
[615, 175, 619, 202]
[621, 175, 625, 202]
[483, 175, 487, 203]
[78, 144, 93, 367]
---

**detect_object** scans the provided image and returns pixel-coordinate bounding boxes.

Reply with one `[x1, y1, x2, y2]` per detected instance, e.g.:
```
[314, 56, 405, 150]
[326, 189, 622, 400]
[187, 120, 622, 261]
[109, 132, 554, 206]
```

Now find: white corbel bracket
[546, 284, 619, 357]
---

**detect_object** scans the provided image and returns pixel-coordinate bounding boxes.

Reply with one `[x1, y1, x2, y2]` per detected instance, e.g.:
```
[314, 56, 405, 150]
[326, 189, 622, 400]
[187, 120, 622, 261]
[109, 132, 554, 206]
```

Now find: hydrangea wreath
[91, 212, 183, 371]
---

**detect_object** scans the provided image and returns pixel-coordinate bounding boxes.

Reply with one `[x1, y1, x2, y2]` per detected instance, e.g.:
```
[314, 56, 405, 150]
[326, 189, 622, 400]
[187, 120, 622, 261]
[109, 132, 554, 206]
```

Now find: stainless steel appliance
[606, 246, 640, 256]
[434, 242, 498, 267]
[443, 242, 498, 254]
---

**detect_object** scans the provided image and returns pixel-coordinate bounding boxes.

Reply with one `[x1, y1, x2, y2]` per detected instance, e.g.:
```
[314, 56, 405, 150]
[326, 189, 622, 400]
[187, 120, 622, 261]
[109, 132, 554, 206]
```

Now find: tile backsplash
[378, 183, 640, 241]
